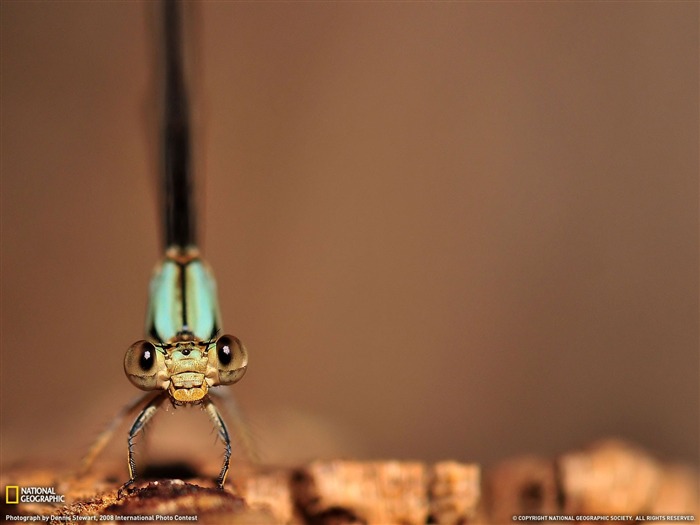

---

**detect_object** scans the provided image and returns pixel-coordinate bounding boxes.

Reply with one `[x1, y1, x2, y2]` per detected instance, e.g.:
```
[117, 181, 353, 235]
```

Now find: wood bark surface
[1, 439, 696, 525]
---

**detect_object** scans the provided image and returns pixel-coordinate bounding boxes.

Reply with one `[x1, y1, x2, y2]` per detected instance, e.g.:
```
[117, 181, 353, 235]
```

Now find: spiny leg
[209, 389, 259, 464]
[118, 392, 167, 497]
[204, 398, 232, 489]
[79, 391, 159, 477]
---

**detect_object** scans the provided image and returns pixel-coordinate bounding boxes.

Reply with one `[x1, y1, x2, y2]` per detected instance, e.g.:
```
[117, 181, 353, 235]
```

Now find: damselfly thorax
[124, 248, 247, 405]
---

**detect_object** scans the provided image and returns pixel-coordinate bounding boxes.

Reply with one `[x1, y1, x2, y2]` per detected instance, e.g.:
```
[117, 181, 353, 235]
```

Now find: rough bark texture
[1, 439, 697, 524]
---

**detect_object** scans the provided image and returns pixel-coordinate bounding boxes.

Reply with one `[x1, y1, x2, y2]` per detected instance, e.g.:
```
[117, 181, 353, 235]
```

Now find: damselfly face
[124, 334, 247, 403]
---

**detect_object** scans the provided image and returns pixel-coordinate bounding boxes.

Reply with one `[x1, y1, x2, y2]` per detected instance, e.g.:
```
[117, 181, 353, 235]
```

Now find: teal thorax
[146, 247, 221, 343]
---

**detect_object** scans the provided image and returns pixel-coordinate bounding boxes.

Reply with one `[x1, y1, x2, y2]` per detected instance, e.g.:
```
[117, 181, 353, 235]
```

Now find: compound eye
[217, 336, 235, 366]
[139, 343, 155, 370]
[124, 340, 165, 390]
[209, 335, 247, 386]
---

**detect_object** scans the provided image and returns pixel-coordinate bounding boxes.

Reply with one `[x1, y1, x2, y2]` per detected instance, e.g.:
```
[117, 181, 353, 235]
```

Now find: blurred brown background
[1, 2, 697, 472]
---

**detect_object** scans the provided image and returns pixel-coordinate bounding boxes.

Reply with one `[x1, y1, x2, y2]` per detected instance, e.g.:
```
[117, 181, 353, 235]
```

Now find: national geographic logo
[5, 486, 19, 504]
[4, 486, 65, 504]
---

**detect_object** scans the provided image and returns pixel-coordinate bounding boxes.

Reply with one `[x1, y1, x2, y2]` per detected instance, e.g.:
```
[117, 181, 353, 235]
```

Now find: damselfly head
[124, 334, 247, 402]
[124, 340, 169, 391]
[205, 334, 248, 387]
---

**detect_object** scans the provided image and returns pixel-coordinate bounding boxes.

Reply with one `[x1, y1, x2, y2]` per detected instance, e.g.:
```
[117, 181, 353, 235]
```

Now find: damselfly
[81, 0, 248, 493]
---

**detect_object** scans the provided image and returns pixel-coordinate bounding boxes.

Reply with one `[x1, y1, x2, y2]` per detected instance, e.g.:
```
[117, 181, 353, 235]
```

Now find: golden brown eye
[139, 343, 155, 371]
[216, 336, 235, 366]
[124, 340, 166, 390]
[207, 334, 248, 386]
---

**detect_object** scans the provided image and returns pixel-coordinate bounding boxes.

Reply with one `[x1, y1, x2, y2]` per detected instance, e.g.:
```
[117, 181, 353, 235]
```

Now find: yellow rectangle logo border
[5, 485, 19, 504]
